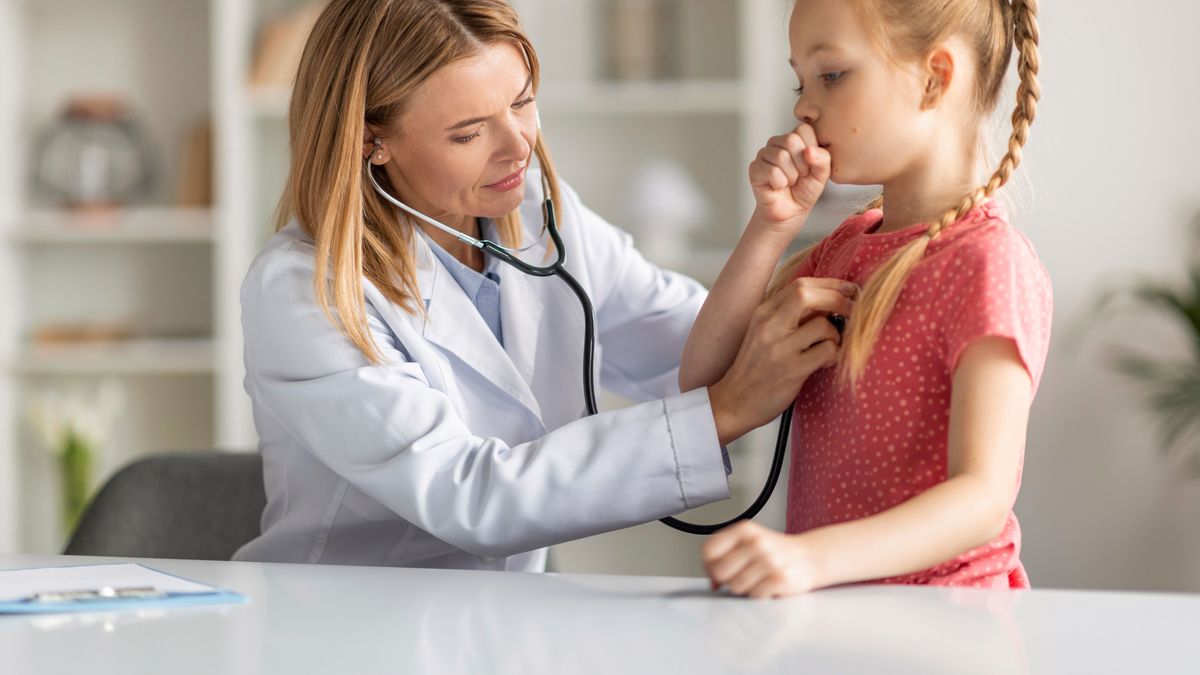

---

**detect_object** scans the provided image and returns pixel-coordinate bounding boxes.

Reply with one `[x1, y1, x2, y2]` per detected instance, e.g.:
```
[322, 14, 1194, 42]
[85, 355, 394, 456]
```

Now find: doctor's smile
[484, 166, 526, 192]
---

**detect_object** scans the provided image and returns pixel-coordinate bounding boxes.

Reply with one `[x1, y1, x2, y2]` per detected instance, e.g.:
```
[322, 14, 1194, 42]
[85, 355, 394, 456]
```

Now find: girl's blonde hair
[277, 0, 562, 364]
[768, 0, 1041, 386]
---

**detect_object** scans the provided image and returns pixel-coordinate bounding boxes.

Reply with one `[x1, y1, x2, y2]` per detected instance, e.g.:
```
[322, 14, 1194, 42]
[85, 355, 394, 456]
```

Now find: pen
[25, 586, 168, 604]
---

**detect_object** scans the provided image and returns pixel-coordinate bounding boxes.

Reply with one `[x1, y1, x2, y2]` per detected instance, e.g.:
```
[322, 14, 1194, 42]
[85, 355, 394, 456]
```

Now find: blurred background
[1, 0, 1199, 593]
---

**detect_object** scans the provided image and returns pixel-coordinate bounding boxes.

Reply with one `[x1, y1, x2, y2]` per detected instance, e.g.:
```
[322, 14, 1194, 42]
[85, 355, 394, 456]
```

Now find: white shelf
[11, 338, 216, 376]
[9, 208, 214, 244]
[538, 80, 745, 115]
[247, 79, 747, 119]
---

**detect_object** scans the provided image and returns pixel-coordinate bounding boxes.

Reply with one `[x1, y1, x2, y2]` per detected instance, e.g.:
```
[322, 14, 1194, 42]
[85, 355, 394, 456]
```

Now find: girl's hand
[702, 520, 824, 598]
[748, 124, 831, 234]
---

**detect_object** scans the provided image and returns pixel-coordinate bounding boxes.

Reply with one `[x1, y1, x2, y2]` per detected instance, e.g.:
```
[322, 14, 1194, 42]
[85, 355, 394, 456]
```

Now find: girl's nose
[794, 98, 819, 125]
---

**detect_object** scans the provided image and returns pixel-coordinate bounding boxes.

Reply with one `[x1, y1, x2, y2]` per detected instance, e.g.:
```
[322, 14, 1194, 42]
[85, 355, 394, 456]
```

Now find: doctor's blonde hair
[277, 0, 562, 364]
[768, 0, 1041, 387]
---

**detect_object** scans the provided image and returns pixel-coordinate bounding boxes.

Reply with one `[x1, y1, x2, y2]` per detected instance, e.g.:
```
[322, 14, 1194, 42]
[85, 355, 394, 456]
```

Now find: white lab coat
[233, 172, 730, 571]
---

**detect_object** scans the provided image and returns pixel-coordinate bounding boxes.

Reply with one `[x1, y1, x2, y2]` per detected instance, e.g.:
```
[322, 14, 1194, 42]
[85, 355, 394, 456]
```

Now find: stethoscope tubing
[367, 159, 787, 536]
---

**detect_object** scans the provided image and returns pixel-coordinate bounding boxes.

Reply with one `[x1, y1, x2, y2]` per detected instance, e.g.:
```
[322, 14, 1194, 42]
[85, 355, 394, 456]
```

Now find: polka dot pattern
[785, 201, 1053, 589]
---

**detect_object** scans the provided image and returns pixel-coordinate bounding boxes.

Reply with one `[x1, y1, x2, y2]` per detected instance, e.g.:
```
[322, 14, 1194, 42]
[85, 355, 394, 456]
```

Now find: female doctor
[233, 0, 854, 571]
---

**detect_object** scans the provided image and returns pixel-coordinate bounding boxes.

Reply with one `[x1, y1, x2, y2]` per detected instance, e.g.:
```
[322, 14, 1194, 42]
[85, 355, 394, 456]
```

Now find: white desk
[1, 554, 1195, 674]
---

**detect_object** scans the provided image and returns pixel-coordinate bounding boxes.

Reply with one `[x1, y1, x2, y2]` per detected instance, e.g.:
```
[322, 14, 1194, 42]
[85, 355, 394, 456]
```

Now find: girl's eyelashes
[513, 96, 536, 109]
[793, 71, 847, 97]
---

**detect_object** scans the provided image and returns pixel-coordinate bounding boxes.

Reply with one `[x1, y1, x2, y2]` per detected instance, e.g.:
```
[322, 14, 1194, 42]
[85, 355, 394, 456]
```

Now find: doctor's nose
[496, 117, 532, 162]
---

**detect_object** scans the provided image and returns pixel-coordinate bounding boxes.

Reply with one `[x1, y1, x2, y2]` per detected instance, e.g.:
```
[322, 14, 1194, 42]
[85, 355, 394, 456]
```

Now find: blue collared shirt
[424, 219, 504, 346]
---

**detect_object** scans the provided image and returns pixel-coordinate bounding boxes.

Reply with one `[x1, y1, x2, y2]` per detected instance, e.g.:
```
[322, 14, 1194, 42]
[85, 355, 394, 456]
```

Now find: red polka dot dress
[787, 201, 1053, 589]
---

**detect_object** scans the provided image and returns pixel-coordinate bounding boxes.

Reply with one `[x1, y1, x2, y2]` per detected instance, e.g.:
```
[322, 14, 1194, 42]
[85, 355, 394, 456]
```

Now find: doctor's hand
[749, 124, 831, 234]
[707, 277, 854, 446]
[703, 520, 824, 599]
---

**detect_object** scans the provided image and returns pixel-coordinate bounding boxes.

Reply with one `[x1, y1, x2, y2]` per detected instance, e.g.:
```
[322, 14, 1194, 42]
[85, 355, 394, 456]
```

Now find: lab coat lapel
[413, 235, 542, 421]
[498, 245, 590, 431]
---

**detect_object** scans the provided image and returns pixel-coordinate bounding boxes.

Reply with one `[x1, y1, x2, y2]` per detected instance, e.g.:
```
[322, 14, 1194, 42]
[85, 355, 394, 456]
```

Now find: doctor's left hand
[702, 520, 824, 599]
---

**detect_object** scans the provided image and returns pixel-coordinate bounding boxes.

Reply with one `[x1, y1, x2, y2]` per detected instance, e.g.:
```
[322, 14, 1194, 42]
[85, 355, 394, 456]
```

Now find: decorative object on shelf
[249, 1, 328, 90]
[1100, 210, 1200, 477]
[175, 119, 213, 207]
[599, 0, 681, 81]
[623, 159, 709, 269]
[30, 320, 136, 346]
[24, 380, 127, 534]
[32, 95, 156, 211]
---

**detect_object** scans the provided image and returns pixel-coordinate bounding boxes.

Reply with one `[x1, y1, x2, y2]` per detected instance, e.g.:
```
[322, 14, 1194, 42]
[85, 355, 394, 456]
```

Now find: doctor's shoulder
[240, 220, 321, 305]
[241, 219, 403, 313]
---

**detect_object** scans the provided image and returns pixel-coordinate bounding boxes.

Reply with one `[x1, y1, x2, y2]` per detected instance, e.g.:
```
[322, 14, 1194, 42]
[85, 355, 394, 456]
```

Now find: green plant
[1105, 214, 1200, 476]
[25, 380, 125, 534]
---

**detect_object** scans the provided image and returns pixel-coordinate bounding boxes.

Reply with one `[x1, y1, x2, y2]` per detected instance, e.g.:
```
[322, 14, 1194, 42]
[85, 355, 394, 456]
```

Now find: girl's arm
[679, 124, 847, 393]
[702, 336, 1031, 597]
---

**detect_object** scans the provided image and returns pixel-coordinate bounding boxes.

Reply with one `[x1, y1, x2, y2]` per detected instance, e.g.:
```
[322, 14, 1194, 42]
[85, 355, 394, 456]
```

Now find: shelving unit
[0, 0, 259, 554]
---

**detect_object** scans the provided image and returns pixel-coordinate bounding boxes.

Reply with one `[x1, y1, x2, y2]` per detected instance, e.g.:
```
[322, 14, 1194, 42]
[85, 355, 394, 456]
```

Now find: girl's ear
[921, 46, 956, 110]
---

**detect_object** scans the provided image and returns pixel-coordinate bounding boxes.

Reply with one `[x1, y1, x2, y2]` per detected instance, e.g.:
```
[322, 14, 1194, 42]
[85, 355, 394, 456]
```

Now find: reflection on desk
[1, 554, 1196, 674]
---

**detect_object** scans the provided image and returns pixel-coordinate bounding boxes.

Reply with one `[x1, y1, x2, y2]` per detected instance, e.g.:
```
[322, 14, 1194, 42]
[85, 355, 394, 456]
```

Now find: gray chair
[64, 450, 266, 561]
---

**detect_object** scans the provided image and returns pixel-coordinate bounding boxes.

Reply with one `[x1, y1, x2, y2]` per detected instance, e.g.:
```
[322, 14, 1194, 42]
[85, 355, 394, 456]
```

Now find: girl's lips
[485, 168, 526, 192]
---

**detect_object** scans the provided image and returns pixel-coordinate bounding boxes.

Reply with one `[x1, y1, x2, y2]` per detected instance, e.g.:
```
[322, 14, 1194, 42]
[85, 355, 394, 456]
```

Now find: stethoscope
[366, 139, 791, 535]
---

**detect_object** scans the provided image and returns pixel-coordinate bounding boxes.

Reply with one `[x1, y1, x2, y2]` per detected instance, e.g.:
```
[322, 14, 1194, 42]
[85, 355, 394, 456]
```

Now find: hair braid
[836, 0, 1041, 386]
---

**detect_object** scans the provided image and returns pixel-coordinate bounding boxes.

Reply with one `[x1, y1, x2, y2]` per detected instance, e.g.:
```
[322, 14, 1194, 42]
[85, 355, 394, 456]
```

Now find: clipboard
[0, 562, 247, 614]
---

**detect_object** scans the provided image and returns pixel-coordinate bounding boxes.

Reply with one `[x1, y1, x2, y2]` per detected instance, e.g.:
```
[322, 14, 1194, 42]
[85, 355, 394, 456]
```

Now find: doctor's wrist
[707, 382, 746, 447]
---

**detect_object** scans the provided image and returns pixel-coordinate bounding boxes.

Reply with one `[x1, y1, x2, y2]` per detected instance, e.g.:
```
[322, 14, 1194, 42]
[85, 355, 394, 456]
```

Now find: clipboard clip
[24, 586, 168, 604]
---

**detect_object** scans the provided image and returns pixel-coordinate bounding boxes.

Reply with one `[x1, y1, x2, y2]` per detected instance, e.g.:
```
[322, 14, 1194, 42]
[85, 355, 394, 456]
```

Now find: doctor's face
[372, 41, 539, 227]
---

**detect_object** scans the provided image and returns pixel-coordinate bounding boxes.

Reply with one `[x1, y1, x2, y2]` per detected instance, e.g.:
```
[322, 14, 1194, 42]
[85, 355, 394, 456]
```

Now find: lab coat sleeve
[241, 246, 730, 559]
[564, 189, 709, 402]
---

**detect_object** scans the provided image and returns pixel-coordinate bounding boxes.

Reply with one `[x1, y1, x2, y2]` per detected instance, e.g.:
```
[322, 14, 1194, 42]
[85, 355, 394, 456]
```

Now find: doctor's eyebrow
[444, 76, 534, 132]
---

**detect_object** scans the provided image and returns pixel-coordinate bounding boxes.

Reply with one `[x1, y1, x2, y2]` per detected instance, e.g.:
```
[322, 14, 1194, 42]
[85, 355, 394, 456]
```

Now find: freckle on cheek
[852, 127, 860, 134]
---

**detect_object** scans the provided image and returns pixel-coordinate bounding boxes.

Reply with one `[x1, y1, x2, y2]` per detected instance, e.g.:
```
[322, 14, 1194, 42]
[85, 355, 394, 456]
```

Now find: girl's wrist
[747, 208, 811, 241]
[792, 530, 836, 589]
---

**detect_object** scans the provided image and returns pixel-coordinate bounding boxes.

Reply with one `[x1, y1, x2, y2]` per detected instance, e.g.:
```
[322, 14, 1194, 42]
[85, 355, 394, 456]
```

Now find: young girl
[683, 0, 1050, 597]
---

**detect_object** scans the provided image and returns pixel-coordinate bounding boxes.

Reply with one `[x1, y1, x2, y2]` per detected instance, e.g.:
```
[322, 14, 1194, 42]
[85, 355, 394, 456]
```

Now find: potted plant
[25, 380, 126, 534]
[1104, 213, 1200, 476]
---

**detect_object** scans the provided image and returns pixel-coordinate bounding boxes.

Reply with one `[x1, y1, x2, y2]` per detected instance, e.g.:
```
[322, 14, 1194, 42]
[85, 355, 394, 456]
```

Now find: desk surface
[1, 554, 1196, 674]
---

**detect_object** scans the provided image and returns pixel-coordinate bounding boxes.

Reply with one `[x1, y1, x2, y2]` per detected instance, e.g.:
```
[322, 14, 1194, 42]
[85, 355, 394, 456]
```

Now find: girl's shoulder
[930, 201, 1047, 276]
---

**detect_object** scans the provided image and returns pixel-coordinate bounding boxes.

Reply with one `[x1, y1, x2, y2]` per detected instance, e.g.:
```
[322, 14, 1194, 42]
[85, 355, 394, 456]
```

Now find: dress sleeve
[937, 222, 1054, 391]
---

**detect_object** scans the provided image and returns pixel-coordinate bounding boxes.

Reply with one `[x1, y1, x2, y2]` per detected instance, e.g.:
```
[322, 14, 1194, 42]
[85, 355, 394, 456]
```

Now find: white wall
[1014, 0, 1200, 591]
[552, 0, 1200, 592]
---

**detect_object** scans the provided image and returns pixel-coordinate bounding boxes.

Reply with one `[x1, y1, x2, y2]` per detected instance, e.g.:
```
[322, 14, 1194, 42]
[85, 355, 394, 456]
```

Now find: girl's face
[374, 42, 539, 224]
[787, 0, 940, 186]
